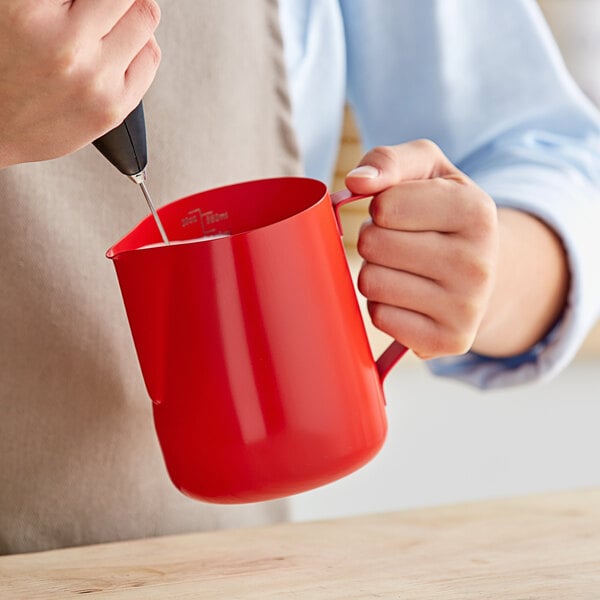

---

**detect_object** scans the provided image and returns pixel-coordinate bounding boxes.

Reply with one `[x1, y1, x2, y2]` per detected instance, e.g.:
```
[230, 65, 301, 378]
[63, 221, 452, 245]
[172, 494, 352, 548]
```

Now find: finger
[358, 222, 449, 280]
[368, 177, 496, 237]
[101, 0, 161, 66]
[345, 139, 457, 196]
[358, 262, 444, 320]
[358, 221, 494, 297]
[122, 36, 161, 106]
[69, 0, 139, 36]
[366, 302, 469, 359]
[359, 262, 482, 354]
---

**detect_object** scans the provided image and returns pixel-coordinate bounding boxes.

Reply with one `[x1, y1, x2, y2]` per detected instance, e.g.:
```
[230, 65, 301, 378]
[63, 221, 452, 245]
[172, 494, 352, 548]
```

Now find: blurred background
[290, 0, 600, 522]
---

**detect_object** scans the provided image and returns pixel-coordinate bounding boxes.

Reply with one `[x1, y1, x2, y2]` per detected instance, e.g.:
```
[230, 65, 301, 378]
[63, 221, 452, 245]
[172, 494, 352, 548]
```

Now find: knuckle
[357, 264, 380, 299]
[369, 194, 393, 228]
[455, 295, 482, 327]
[79, 72, 108, 103]
[478, 196, 498, 233]
[135, 0, 162, 31]
[450, 331, 475, 356]
[463, 189, 498, 232]
[450, 244, 492, 288]
[357, 265, 372, 298]
[365, 145, 398, 176]
[433, 176, 462, 205]
[357, 224, 377, 259]
[447, 170, 471, 187]
[412, 317, 475, 359]
[412, 138, 441, 155]
[412, 331, 442, 360]
[46, 29, 97, 82]
[144, 36, 162, 68]
[50, 45, 83, 79]
[368, 196, 383, 224]
[368, 302, 388, 331]
[95, 104, 125, 133]
[80, 84, 125, 130]
[369, 145, 397, 163]
[466, 255, 492, 288]
[434, 329, 473, 358]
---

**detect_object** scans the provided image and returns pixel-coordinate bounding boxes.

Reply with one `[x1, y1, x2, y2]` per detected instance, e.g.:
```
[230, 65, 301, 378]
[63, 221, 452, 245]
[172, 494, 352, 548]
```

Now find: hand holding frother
[0, 0, 161, 169]
[93, 102, 169, 244]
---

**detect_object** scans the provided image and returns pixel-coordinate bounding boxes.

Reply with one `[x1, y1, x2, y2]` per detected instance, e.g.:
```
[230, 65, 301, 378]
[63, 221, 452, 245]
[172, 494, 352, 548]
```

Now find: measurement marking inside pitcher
[181, 208, 230, 236]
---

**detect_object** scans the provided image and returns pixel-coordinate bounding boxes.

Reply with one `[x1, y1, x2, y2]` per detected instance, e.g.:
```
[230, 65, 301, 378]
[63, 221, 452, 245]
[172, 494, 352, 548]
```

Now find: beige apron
[0, 0, 302, 554]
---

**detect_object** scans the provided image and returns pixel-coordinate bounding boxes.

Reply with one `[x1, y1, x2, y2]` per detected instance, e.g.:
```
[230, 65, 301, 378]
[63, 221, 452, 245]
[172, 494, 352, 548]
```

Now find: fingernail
[347, 165, 380, 178]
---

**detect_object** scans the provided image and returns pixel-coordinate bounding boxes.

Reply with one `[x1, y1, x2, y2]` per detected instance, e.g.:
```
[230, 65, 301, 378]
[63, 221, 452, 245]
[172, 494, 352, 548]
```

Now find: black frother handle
[92, 101, 148, 176]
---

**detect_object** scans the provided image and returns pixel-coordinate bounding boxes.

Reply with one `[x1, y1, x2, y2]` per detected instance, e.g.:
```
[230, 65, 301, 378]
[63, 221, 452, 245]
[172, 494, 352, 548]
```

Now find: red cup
[107, 177, 407, 503]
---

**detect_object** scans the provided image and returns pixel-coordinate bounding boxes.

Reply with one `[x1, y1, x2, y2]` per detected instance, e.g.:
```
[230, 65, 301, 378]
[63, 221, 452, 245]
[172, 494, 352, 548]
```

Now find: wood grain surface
[2, 488, 600, 599]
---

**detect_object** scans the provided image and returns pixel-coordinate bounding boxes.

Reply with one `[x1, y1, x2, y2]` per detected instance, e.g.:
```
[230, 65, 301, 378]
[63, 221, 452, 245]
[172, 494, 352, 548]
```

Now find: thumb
[345, 139, 457, 195]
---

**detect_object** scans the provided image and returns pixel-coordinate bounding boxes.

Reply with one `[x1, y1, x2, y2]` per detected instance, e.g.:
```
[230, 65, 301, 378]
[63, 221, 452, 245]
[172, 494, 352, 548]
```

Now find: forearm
[472, 207, 569, 357]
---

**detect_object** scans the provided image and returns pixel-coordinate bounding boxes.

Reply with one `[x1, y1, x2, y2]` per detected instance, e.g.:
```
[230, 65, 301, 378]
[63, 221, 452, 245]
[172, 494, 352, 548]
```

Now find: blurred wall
[538, 0, 600, 106]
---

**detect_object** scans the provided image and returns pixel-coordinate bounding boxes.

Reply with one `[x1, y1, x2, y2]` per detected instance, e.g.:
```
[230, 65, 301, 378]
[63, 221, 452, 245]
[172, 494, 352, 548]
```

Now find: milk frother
[93, 102, 169, 244]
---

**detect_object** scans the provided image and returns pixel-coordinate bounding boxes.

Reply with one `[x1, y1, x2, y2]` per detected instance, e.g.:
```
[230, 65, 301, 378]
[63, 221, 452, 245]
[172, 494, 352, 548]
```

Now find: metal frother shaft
[92, 102, 169, 245]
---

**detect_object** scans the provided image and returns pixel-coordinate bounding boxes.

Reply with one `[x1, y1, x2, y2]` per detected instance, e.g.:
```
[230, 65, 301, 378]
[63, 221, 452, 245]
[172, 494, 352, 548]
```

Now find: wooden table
[2, 488, 600, 599]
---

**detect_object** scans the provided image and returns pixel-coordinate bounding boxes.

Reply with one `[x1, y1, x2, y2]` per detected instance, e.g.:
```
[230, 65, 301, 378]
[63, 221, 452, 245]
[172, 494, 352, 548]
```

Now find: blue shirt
[279, 0, 600, 389]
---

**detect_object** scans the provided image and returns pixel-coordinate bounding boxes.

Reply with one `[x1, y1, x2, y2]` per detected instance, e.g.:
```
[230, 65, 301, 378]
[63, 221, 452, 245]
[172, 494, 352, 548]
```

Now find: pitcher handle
[331, 189, 409, 381]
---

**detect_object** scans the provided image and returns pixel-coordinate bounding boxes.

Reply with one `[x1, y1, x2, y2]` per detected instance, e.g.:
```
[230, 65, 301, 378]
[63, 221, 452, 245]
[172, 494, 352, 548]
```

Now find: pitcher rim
[106, 176, 330, 260]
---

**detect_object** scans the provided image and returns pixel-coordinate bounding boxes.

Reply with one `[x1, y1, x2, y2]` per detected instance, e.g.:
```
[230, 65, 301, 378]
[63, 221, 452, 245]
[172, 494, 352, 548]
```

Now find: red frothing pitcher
[107, 177, 408, 503]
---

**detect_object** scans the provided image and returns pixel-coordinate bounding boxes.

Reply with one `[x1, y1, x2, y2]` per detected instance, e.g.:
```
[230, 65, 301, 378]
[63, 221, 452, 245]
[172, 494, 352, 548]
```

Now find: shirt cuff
[427, 159, 600, 389]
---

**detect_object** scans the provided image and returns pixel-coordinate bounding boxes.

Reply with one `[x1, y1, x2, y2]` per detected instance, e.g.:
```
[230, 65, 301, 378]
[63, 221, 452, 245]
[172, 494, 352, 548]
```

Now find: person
[1, 0, 599, 554]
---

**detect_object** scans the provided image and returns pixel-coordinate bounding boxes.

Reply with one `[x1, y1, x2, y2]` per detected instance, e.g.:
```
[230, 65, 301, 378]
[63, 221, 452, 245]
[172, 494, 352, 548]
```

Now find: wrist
[471, 208, 569, 357]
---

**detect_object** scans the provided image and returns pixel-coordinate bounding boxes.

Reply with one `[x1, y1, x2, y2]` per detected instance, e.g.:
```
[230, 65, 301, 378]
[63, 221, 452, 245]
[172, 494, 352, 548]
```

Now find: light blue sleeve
[339, 0, 600, 388]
